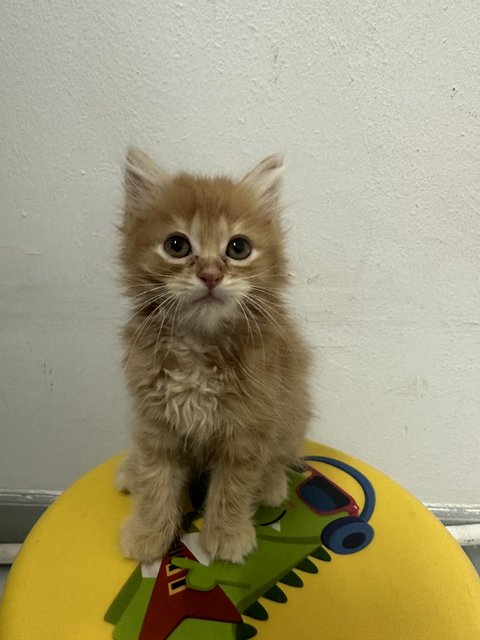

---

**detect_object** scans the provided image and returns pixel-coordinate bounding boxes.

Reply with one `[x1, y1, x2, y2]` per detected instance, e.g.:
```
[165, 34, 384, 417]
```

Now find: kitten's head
[120, 149, 287, 334]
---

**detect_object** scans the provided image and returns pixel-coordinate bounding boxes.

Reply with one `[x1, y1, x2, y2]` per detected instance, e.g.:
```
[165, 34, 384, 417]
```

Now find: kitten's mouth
[200, 297, 223, 306]
[195, 291, 224, 304]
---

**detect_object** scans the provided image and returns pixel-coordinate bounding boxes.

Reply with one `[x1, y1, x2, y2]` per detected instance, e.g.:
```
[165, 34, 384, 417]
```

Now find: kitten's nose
[197, 268, 223, 291]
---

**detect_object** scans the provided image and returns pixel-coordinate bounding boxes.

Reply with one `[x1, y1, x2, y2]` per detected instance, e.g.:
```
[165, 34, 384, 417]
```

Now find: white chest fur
[149, 337, 230, 439]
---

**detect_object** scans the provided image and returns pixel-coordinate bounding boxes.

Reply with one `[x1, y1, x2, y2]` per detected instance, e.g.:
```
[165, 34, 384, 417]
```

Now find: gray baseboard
[0, 491, 60, 544]
[0, 491, 479, 544]
[425, 503, 480, 526]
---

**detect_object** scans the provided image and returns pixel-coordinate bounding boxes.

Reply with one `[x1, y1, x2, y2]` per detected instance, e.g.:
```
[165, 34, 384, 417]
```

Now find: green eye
[164, 235, 191, 258]
[226, 236, 252, 260]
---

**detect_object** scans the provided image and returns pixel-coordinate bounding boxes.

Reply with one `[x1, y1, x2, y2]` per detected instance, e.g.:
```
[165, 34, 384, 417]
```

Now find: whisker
[247, 292, 284, 308]
[122, 295, 163, 326]
[155, 295, 180, 358]
[241, 300, 266, 366]
[246, 296, 288, 343]
[236, 299, 255, 349]
[123, 272, 178, 281]
[124, 291, 180, 361]
[249, 284, 284, 295]
[167, 296, 184, 355]
[129, 284, 169, 301]
[237, 270, 286, 281]
[124, 306, 159, 368]
[123, 290, 178, 326]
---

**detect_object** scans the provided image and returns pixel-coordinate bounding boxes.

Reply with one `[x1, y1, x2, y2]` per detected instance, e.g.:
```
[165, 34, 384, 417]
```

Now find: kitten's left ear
[124, 147, 170, 210]
[241, 154, 284, 207]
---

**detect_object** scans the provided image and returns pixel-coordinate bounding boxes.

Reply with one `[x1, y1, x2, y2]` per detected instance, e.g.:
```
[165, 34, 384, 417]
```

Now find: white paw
[200, 520, 257, 564]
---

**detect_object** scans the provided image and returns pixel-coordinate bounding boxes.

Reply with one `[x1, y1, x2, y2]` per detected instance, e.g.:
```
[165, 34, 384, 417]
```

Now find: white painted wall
[1, 1, 479, 504]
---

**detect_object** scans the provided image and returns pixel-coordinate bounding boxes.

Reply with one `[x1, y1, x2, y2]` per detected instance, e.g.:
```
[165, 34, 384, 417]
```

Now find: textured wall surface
[1, 1, 479, 503]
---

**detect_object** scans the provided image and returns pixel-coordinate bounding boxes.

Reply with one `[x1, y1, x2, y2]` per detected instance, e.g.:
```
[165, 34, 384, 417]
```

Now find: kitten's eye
[164, 234, 191, 258]
[226, 236, 252, 260]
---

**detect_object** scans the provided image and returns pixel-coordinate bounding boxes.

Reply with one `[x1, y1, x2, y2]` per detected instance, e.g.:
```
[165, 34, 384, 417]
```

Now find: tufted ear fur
[241, 154, 284, 208]
[124, 147, 170, 221]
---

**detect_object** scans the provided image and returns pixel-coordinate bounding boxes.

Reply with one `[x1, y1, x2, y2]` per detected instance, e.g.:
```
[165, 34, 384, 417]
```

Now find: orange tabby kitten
[117, 148, 311, 564]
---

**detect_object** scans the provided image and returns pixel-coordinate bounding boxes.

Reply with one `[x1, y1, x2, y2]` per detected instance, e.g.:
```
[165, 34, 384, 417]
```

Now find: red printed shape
[139, 541, 242, 640]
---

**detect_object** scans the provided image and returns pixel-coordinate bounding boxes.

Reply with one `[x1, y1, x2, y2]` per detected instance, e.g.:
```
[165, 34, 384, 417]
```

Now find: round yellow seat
[1, 441, 479, 640]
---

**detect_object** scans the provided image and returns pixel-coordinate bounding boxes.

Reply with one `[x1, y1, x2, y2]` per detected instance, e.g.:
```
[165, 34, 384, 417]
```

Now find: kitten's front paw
[120, 518, 176, 563]
[200, 520, 257, 564]
[261, 472, 288, 507]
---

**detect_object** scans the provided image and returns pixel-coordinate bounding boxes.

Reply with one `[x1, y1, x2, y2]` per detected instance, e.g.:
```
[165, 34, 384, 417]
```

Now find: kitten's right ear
[242, 154, 284, 208]
[124, 147, 169, 217]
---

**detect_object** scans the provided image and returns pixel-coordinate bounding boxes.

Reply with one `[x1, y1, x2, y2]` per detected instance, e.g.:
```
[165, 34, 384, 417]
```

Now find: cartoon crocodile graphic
[105, 456, 375, 639]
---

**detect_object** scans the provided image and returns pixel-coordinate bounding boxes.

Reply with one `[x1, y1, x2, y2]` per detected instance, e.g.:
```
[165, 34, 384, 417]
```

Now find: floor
[466, 545, 480, 573]
[0, 565, 9, 602]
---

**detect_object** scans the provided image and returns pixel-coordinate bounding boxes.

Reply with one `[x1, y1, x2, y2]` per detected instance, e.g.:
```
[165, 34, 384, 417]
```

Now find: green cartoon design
[105, 456, 375, 639]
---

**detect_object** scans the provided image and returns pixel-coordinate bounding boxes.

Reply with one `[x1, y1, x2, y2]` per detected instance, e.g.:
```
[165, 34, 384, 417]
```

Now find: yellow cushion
[1, 441, 479, 640]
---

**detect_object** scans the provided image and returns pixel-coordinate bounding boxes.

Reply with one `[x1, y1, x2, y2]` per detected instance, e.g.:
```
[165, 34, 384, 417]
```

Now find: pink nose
[197, 269, 223, 291]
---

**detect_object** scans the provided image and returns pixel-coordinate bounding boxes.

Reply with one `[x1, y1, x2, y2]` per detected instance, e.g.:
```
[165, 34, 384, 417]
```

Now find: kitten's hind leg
[114, 453, 134, 493]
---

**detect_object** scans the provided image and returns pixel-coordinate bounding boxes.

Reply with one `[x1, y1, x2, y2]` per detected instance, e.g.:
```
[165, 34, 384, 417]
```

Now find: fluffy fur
[118, 148, 311, 564]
